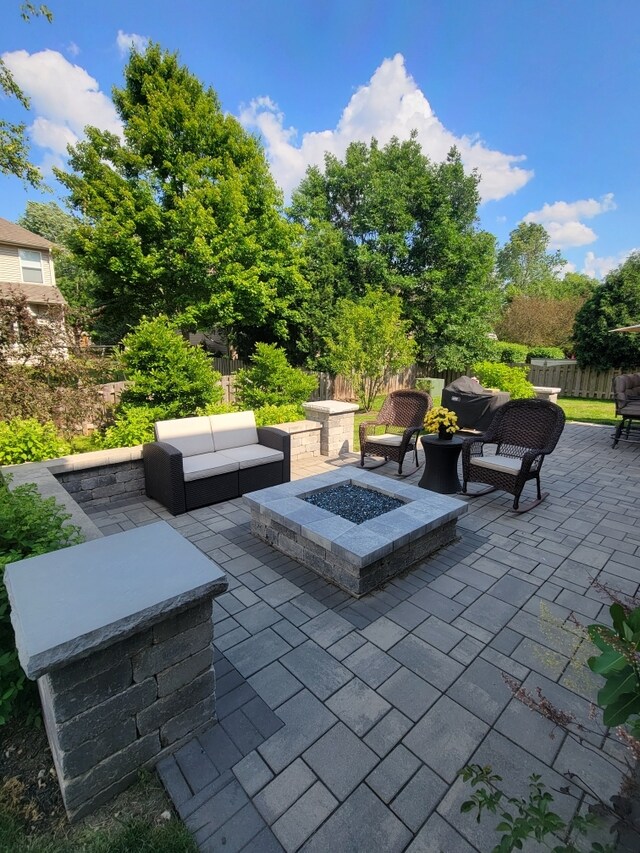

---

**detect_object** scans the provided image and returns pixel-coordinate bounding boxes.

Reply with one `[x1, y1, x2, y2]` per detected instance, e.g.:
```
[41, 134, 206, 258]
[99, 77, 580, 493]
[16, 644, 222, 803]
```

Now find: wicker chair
[461, 399, 565, 512]
[360, 390, 432, 475]
[612, 373, 640, 447]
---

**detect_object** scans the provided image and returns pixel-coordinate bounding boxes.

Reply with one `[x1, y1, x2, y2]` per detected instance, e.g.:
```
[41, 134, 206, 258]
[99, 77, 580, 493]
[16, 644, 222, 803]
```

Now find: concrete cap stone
[302, 400, 359, 415]
[5, 521, 227, 679]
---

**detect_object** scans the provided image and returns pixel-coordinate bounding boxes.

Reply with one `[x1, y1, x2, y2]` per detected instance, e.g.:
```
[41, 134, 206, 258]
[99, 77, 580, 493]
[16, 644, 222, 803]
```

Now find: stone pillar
[5, 521, 227, 820]
[302, 400, 359, 457]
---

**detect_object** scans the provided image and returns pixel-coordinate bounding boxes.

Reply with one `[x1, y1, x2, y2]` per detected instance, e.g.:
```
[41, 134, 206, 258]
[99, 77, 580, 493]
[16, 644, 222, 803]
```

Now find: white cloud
[116, 30, 148, 57]
[523, 193, 616, 249]
[582, 249, 638, 280]
[240, 53, 533, 202]
[66, 41, 80, 57]
[1, 49, 122, 171]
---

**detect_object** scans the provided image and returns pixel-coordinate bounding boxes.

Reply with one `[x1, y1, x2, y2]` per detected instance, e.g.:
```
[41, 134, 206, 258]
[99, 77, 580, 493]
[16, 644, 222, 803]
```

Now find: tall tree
[1, 4, 51, 186]
[496, 222, 566, 297]
[17, 200, 97, 308]
[57, 44, 306, 348]
[573, 253, 640, 370]
[289, 136, 498, 370]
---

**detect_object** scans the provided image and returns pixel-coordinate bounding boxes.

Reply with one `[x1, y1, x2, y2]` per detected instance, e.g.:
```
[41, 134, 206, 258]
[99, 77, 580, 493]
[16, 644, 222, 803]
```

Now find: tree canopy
[289, 135, 498, 370]
[496, 222, 566, 298]
[56, 44, 306, 349]
[573, 253, 640, 370]
[1, 4, 52, 186]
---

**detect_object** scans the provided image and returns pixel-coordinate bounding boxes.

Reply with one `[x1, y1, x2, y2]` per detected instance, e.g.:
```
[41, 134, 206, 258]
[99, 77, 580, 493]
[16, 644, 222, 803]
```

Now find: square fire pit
[244, 467, 468, 597]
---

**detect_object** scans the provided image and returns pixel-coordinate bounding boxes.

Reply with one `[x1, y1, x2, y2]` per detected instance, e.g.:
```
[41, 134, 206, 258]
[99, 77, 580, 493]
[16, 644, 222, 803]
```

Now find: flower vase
[438, 426, 452, 441]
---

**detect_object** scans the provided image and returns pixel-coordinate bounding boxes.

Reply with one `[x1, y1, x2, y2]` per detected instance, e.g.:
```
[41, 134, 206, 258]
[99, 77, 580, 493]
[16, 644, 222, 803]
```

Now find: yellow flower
[424, 406, 459, 434]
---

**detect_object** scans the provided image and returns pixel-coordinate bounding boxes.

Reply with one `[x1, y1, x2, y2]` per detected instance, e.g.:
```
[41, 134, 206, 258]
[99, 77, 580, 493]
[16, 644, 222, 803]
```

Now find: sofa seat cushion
[182, 452, 240, 482]
[218, 444, 285, 470]
[156, 416, 214, 457]
[210, 411, 258, 451]
[470, 454, 526, 475]
[365, 433, 403, 446]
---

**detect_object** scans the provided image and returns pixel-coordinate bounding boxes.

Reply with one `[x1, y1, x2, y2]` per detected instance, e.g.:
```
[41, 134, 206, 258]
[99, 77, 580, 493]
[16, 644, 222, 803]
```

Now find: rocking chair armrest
[359, 420, 382, 443]
[518, 448, 546, 475]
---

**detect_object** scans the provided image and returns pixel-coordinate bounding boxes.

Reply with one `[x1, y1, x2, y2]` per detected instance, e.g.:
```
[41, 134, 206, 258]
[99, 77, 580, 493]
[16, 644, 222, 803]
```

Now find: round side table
[418, 435, 463, 494]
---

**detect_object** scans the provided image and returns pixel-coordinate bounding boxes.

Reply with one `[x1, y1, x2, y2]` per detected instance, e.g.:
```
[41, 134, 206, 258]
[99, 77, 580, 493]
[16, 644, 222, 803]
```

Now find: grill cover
[442, 376, 510, 431]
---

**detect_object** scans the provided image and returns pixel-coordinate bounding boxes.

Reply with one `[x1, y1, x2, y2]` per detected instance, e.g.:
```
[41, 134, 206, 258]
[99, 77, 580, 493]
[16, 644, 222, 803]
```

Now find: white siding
[0, 243, 54, 286]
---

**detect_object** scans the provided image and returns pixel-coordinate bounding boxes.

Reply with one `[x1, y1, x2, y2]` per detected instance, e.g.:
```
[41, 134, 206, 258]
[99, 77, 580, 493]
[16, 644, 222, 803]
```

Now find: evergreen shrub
[235, 343, 317, 409]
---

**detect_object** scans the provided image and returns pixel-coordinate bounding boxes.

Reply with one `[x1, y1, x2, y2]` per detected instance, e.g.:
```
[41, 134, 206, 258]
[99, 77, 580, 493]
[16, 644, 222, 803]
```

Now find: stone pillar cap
[5, 521, 227, 679]
[303, 400, 359, 414]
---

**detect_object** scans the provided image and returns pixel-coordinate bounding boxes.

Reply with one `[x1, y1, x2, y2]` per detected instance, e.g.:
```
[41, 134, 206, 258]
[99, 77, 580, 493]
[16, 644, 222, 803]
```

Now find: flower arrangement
[424, 406, 459, 438]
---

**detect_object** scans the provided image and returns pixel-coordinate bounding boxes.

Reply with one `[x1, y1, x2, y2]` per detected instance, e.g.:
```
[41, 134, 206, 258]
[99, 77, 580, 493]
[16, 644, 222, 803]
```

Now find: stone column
[5, 521, 227, 820]
[302, 400, 359, 457]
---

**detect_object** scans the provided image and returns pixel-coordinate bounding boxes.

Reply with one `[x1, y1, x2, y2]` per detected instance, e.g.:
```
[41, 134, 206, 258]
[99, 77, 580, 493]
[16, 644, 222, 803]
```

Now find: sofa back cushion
[155, 416, 215, 457]
[210, 411, 258, 451]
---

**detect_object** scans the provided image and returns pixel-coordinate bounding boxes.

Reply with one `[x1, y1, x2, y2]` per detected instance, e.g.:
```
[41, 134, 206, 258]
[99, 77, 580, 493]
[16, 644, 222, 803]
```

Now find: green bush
[490, 341, 529, 364]
[119, 316, 223, 419]
[98, 406, 162, 449]
[526, 345, 566, 361]
[254, 404, 304, 426]
[0, 419, 70, 465]
[0, 478, 83, 725]
[196, 402, 239, 416]
[473, 361, 534, 399]
[235, 343, 317, 409]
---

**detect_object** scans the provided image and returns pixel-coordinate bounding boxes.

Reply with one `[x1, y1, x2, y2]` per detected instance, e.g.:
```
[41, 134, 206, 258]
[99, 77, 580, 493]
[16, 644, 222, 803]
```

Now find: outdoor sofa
[142, 411, 290, 515]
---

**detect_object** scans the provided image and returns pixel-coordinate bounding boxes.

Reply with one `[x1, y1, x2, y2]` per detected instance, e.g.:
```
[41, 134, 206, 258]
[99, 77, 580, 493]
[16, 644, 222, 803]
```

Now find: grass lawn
[558, 396, 617, 426]
[353, 394, 617, 449]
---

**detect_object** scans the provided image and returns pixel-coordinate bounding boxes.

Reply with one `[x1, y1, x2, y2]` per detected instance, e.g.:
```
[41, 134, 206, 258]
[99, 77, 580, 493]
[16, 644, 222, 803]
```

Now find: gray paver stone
[258, 690, 337, 774]
[390, 764, 448, 832]
[325, 677, 391, 735]
[405, 812, 477, 853]
[272, 782, 337, 852]
[365, 744, 421, 803]
[253, 758, 317, 824]
[248, 662, 302, 709]
[303, 722, 378, 801]
[233, 750, 274, 797]
[225, 628, 292, 678]
[343, 642, 401, 688]
[390, 634, 463, 690]
[446, 658, 512, 724]
[378, 666, 440, 722]
[281, 640, 352, 699]
[200, 801, 267, 853]
[364, 708, 413, 758]
[359, 616, 408, 651]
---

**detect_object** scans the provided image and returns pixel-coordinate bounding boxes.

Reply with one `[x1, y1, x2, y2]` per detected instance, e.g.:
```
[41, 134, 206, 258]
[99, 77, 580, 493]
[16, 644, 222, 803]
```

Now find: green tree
[496, 222, 566, 298]
[1, 4, 52, 186]
[235, 343, 317, 408]
[17, 201, 97, 309]
[326, 289, 416, 411]
[290, 136, 498, 370]
[573, 253, 640, 370]
[118, 315, 223, 418]
[57, 44, 306, 348]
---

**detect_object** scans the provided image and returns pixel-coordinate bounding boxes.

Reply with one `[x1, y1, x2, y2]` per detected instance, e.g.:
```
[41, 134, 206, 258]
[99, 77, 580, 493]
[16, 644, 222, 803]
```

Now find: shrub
[254, 404, 304, 426]
[0, 478, 83, 724]
[526, 345, 566, 361]
[98, 406, 161, 449]
[119, 316, 223, 419]
[490, 341, 529, 364]
[235, 343, 317, 409]
[196, 402, 239, 416]
[473, 361, 534, 399]
[0, 419, 70, 465]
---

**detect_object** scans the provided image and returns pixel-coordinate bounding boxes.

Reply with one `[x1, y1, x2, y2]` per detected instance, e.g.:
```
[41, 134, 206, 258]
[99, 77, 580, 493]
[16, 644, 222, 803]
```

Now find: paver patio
[87, 422, 640, 851]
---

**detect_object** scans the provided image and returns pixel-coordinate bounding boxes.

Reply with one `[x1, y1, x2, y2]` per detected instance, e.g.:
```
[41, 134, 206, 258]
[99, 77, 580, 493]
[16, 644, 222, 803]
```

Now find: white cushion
[365, 433, 403, 447]
[155, 416, 214, 457]
[182, 452, 239, 482]
[471, 454, 524, 475]
[210, 411, 258, 451]
[219, 444, 285, 470]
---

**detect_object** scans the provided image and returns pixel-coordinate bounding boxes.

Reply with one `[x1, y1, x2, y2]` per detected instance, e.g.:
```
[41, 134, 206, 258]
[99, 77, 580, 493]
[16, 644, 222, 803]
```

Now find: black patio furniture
[460, 399, 565, 512]
[418, 434, 463, 494]
[442, 376, 510, 433]
[359, 390, 432, 475]
[612, 372, 640, 447]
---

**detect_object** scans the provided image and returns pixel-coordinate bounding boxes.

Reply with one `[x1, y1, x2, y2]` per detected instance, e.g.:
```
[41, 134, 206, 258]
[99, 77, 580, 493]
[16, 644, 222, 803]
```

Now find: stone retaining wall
[56, 460, 145, 507]
[39, 598, 215, 819]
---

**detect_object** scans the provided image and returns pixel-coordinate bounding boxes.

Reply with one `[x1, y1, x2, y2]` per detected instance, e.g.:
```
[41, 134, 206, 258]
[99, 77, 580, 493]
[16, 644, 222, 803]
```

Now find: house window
[19, 249, 44, 284]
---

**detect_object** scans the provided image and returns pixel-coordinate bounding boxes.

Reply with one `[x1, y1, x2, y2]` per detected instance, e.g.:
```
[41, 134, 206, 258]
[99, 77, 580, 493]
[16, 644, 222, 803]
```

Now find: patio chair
[460, 399, 565, 512]
[612, 372, 640, 447]
[360, 389, 432, 475]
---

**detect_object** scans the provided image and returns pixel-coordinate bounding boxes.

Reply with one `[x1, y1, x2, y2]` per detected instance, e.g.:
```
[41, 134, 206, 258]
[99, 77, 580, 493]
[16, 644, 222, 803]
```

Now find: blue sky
[2, 0, 638, 278]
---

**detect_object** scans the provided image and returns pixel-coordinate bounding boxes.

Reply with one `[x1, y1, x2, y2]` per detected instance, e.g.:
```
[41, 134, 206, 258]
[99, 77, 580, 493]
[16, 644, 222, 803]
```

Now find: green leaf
[597, 668, 638, 705]
[602, 692, 640, 726]
[588, 647, 628, 674]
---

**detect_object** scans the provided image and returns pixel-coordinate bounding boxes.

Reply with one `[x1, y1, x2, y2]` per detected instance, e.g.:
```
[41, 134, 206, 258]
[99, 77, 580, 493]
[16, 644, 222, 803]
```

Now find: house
[0, 216, 66, 318]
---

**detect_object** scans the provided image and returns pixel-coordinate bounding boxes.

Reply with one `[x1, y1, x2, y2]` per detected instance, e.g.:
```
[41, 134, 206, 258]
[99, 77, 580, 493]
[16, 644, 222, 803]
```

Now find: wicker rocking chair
[461, 399, 565, 512]
[360, 390, 432, 475]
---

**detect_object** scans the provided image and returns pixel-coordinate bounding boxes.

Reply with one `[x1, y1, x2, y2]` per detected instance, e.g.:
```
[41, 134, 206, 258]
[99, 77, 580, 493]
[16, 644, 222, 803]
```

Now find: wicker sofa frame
[612, 373, 640, 447]
[143, 420, 290, 516]
[359, 390, 432, 475]
[461, 399, 565, 512]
